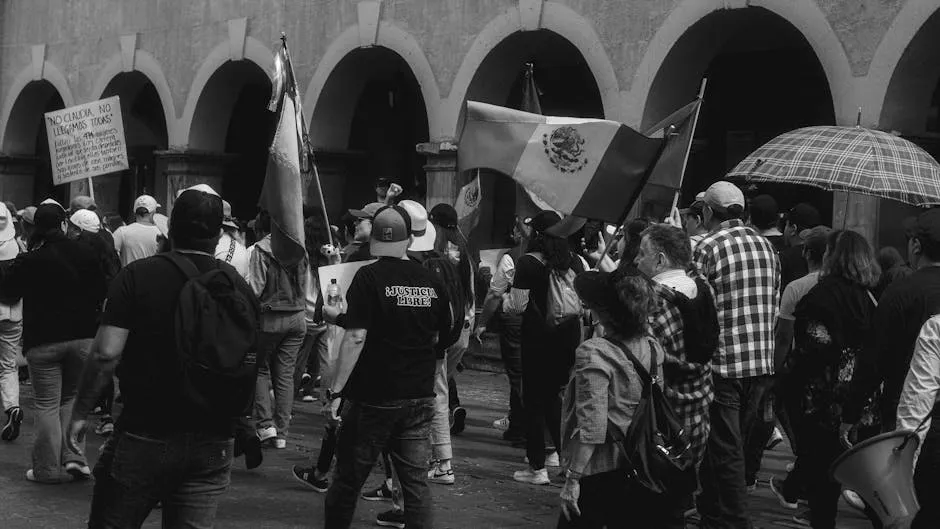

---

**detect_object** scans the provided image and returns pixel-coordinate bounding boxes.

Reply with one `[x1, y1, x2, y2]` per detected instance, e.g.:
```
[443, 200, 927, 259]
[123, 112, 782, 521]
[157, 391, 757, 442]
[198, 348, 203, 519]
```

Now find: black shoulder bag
[606, 337, 698, 495]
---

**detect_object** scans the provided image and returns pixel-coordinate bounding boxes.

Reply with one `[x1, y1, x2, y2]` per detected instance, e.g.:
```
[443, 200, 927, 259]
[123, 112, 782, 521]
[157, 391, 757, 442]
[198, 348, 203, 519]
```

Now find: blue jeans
[254, 311, 306, 439]
[87, 429, 234, 529]
[324, 398, 435, 529]
[696, 374, 772, 529]
[27, 338, 91, 482]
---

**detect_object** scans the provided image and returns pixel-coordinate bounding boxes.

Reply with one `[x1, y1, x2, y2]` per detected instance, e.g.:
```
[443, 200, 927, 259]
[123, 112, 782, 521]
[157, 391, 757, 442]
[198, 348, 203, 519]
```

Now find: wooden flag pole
[669, 78, 707, 212]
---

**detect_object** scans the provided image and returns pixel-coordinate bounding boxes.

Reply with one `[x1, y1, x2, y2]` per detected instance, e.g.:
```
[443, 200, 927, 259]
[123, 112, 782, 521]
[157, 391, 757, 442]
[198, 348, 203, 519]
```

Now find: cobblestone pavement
[0, 370, 872, 528]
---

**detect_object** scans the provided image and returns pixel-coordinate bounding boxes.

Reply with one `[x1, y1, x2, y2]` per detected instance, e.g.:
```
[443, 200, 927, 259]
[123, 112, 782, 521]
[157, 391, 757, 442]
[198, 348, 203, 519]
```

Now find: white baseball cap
[70, 209, 101, 233]
[399, 200, 437, 252]
[177, 184, 220, 198]
[133, 194, 160, 213]
[703, 181, 745, 210]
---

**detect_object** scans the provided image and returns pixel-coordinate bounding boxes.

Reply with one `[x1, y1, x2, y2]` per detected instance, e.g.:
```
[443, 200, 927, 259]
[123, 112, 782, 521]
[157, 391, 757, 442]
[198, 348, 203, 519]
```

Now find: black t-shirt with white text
[343, 257, 451, 403]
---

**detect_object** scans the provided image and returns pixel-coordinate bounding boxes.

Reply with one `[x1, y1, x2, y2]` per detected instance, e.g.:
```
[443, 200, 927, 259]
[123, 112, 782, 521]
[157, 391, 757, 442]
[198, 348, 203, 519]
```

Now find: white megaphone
[829, 430, 921, 529]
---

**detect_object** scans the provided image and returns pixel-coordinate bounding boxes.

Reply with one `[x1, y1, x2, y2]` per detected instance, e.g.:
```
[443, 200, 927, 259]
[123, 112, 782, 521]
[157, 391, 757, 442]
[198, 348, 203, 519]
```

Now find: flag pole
[280, 33, 334, 248]
[670, 78, 707, 212]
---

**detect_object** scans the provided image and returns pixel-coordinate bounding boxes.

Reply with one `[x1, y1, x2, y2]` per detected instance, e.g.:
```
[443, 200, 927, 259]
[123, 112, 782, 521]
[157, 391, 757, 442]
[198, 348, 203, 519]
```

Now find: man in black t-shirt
[67, 185, 259, 528]
[323, 205, 452, 529]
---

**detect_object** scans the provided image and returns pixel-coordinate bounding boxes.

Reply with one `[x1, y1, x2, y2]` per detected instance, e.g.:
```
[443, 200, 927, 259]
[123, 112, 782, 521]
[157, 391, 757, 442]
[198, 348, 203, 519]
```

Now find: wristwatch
[326, 389, 343, 401]
[564, 468, 582, 481]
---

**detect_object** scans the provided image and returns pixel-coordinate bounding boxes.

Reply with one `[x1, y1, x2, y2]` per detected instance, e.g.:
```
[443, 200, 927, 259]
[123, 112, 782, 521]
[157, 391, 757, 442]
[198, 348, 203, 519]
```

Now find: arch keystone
[120, 34, 138, 72]
[228, 18, 248, 60]
[358, 1, 382, 47]
[518, 0, 544, 31]
[31, 45, 46, 81]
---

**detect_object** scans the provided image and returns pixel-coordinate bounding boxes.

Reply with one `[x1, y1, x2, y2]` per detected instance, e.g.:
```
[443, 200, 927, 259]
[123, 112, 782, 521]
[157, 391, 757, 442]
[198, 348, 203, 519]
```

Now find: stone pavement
[0, 370, 873, 528]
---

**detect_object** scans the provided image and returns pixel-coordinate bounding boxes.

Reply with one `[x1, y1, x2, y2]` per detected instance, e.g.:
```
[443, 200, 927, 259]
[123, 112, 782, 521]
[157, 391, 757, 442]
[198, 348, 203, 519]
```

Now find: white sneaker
[427, 462, 455, 485]
[786, 461, 795, 472]
[273, 438, 287, 449]
[842, 489, 866, 512]
[512, 468, 549, 485]
[257, 427, 277, 442]
[492, 416, 510, 431]
[766, 427, 784, 450]
[545, 452, 560, 467]
[302, 394, 315, 403]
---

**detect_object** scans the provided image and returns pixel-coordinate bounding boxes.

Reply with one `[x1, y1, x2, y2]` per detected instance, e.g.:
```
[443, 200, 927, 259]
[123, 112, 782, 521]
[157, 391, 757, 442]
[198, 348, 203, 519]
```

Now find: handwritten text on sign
[44, 96, 129, 185]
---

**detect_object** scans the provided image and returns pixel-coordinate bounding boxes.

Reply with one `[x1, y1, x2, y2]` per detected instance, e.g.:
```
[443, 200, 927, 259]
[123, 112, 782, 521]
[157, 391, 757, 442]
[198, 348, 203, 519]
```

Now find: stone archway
[0, 80, 67, 206]
[639, 5, 836, 223]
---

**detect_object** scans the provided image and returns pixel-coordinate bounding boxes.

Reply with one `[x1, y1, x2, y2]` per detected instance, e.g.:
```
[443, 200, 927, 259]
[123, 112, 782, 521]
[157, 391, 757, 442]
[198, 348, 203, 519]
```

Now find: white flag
[455, 170, 482, 235]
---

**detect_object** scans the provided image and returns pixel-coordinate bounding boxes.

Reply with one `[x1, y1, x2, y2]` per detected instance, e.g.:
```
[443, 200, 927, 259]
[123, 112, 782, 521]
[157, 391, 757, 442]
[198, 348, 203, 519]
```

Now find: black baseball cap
[171, 186, 223, 240]
[429, 203, 459, 229]
[524, 210, 562, 233]
[904, 208, 940, 245]
[788, 203, 821, 230]
[376, 177, 392, 189]
[34, 203, 67, 231]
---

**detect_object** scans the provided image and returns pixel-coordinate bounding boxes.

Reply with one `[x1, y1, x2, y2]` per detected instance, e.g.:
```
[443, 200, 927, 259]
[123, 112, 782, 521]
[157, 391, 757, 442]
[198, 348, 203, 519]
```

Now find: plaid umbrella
[726, 126, 940, 206]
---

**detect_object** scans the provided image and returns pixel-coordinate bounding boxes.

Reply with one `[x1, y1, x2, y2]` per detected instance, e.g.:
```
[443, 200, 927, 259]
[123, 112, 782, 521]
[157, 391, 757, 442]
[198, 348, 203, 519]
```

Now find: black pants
[913, 418, 940, 528]
[521, 321, 579, 470]
[555, 471, 686, 529]
[498, 313, 525, 434]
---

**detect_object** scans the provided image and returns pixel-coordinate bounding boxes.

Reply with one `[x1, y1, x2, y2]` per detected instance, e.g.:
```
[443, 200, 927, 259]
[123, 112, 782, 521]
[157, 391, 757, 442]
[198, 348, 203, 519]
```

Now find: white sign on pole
[43, 95, 129, 186]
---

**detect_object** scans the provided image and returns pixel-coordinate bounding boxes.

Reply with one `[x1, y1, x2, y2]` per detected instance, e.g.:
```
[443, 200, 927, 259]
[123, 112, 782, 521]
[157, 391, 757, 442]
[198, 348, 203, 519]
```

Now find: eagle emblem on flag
[543, 126, 588, 173]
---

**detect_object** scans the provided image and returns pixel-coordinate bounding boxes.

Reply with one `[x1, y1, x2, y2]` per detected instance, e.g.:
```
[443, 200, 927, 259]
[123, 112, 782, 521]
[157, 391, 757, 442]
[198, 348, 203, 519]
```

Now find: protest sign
[44, 96, 129, 186]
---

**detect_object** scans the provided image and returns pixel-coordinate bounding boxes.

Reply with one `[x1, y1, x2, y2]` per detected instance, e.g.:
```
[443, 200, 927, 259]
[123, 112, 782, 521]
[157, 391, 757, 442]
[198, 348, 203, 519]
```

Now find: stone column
[0, 156, 38, 209]
[154, 149, 234, 214]
[833, 192, 880, 246]
[417, 141, 459, 210]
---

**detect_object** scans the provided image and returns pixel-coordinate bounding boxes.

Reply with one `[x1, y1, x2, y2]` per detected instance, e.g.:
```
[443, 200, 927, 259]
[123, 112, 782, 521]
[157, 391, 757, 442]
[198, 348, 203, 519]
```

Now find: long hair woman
[558, 271, 681, 528]
[507, 210, 586, 484]
[789, 229, 882, 529]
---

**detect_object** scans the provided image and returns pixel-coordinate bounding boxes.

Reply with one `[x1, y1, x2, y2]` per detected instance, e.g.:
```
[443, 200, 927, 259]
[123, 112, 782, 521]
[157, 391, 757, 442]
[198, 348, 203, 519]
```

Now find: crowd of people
[1, 175, 940, 529]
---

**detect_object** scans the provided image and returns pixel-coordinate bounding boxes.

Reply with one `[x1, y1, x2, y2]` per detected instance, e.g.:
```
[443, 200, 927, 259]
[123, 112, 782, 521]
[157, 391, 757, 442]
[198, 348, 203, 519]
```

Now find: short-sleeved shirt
[779, 271, 820, 321]
[214, 232, 249, 279]
[489, 253, 515, 296]
[103, 252, 257, 435]
[343, 257, 451, 403]
[113, 222, 162, 266]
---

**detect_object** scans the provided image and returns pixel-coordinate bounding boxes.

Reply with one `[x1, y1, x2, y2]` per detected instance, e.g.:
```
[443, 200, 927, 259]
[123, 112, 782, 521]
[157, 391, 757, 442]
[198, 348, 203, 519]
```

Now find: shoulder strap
[158, 251, 203, 280]
[526, 252, 546, 266]
[604, 337, 654, 387]
[867, 290, 878, 307]
[225, 238, 237, 264]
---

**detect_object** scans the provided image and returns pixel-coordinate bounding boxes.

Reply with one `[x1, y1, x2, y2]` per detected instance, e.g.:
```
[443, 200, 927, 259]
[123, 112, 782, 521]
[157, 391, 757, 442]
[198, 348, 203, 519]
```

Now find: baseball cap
[399, 200, 436, 252]
[749, 194, 779, 229]
[176, 184, 219, 198]
[429, 203, 459, 229]
[904, 209, 940, 245]
[788, 203, 821, 230]
[222, 200, 238, 230]
[0, 203, 15, 242]
[349, 202, 385, 220]
[19, 206, 36, 225]
[70, 209, 101, 233]
[376, 177, 392, 189]
[703, 181, 745, 210]
[40, 198, 64, 209]
[524, 210, 562, 233]
[370, 205, 412, 258]
[170, 186, 223, 242]
[133, 194, 160, 214]
[69, 195, 97, 212]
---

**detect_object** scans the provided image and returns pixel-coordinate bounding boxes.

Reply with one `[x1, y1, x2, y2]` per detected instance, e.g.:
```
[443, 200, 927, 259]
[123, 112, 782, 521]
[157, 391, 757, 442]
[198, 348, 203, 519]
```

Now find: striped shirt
[693, 219, 780, 379]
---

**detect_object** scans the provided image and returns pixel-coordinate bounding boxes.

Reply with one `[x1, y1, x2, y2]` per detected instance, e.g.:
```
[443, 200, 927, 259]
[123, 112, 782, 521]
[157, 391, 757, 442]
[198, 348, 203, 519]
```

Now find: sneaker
[513, 467, 550, 485]
[769, 476, 798, 510]
[427, 462, 455, 485]
[302, 394, 316, 403]
[257, 426, 277, 442]
[450, 407, 467, 435]
[292, 465, 329, 492]
[94, 417, 114, 436]
[2, 406, 24, 441]
[376, 509, 405, 529]
[766, 427, 784, 450]
[786, 461, 795, 472]
[842, 489, 866, 512]
[272, 438, 287, 449]
[746, 480, 757, 494]
[362, 482, 394, 501]
[64, 462, 92, 481]
[545, 452, 560, 467]
[301, 373, 312, 386]
[792, 508, 811, 526]
[492, 416, 510, 431]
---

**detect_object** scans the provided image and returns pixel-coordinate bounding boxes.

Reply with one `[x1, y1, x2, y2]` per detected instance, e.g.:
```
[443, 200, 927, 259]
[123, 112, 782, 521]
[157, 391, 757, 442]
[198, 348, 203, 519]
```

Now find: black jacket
[0, 233, 108, 350]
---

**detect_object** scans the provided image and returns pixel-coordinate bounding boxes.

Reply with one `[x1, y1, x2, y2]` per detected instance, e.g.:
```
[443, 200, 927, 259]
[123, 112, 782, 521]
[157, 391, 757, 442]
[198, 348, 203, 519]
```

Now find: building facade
[2, 0, 940, 250]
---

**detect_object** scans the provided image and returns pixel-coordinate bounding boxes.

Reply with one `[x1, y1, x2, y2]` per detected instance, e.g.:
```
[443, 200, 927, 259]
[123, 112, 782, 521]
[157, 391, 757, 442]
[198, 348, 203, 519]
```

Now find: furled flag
[455, 170, 482, 235]
[458, 102, 664, 224]
[638, 96, 703, 217]
[261, 36, 307, 266]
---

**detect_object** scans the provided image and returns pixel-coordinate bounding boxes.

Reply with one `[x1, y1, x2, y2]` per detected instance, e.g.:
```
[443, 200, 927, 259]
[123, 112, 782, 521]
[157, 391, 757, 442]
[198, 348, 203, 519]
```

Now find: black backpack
[606, 337, 697, 495]
[660, 276, 719, 365]
[160, 251, 260, 417]
[421, 253, 466, 349]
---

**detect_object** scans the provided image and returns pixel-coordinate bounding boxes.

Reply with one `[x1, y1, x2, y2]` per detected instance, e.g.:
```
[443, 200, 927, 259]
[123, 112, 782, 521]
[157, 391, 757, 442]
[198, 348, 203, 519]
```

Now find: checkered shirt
[648, 279, 713, 461]
[693, 219, 781, 379]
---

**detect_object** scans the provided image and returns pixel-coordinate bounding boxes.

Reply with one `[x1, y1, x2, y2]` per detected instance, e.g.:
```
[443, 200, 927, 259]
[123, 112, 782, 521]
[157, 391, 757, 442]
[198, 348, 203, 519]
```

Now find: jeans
[87, 429, 234, 529]
[430, 324, 470, 461]
[27, 338, 91, 482]
[913, 418, 940, 529]
[744, 381, 776, 485]
[555, 471, 686, 529]
[254, 310, 306, 439]
[0, 319, 22, 411]
[696, 373, 773, 529]
[293, 325, 330, 393]
[498, 313, 525, 434]
[325, 398, 435, 529]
